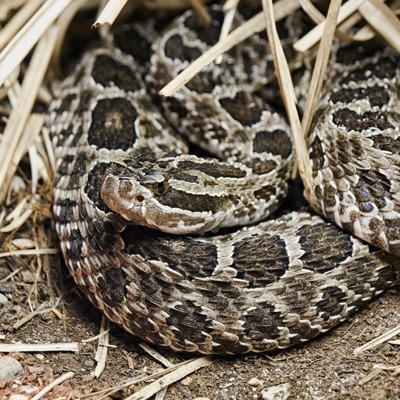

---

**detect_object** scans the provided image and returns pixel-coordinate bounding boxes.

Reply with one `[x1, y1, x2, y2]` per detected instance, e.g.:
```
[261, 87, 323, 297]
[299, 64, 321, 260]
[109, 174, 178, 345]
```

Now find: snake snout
[101, 175, 150, 221]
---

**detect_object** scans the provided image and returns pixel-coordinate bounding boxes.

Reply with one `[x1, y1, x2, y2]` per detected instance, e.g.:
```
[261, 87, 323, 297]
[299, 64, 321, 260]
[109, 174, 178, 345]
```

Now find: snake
[48, 5, 400, 354]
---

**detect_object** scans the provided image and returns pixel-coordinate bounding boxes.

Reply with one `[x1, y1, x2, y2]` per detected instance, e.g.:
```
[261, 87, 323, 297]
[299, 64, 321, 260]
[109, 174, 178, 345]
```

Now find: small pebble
[9, 395, 29, 400]
[0, 356, 24, 382]
[261, 383, 290, 400]
[21, 270, 35, 283]
[181, 376, 193, 386]
[248, 377, 260, 386]
[0, 293, 8, 305]
[84, 359, 95, 368]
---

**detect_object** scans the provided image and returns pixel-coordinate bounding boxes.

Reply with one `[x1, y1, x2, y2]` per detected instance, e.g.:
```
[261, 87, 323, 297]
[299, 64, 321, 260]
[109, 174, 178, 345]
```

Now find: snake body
[49, 7, 400, 354]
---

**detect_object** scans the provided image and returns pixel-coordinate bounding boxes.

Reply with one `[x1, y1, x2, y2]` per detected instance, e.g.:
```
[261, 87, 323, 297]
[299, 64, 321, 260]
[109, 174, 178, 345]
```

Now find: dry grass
[1, 0, 400, 398]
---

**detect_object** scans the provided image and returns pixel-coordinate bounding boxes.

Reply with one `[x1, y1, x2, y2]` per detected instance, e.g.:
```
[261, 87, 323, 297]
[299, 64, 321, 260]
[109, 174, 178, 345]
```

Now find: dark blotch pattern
[335, 39, 382, 65]
[253, 129, 292, 158]
[122, 225, 218, 278]
[55, 198, 78, 224]
[330, 85, 390, 108]
[176, 159, 247, 179]
[342, 56, 398, 85]
[158, 187, 234, 213]
[164, 34, 202, 63]
[372, 134, 400, 156]
[92, 54, 142, 92]
[219, 92, 263, 126]
[297, 222, 353, 274]
[85, 162, 112, 212]
[184, 8, 223, 46]
[113, 27, 152, 66]
[88, 98, 138, 150]
[231, 234, 289, 287]
[332, 109, 394, 132]
[58, 93, 77, 113]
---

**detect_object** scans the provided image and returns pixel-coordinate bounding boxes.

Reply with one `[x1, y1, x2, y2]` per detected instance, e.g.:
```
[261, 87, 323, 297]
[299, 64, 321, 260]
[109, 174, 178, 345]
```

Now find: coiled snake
[48, 6, 400, 354]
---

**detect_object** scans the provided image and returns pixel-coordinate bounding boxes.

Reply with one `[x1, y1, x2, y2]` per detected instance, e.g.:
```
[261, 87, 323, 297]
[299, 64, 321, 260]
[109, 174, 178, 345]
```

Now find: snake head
[101, 160, 171, 228]
[100, 155, 240, 234]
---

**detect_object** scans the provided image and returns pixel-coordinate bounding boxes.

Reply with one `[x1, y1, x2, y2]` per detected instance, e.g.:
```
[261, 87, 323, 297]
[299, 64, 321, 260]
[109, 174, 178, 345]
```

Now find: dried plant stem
[139, 343, 174, 367]
[7, 114, 44, 195]
[189, 0, 212, 24]
[93, 317, 110, 378]
[0, 25, 59, 201]
[298, 0, 372, 42]
[160, 0, 299, 96]
[215, 0, 238, 63]
[354, 324, 400, 355]
[0, 342, 79, 353]
[30, 372, 75, 400]
[337, 10, 375, 41]
[0, 0, 73, 87]
[126, 357, 214, 400]
[301, 0, 342, 138]
[223, 0, 240, 11]
[294, 0, 366, 52]
[359, 0, 400, 51]
[260, 0, 313, 196]
[93, 0, 128, 28]
[0, 0, 44, 51]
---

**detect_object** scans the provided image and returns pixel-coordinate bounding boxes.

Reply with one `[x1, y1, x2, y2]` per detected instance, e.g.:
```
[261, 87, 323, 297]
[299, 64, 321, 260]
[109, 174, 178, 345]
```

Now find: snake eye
[155, 181, 168, 195]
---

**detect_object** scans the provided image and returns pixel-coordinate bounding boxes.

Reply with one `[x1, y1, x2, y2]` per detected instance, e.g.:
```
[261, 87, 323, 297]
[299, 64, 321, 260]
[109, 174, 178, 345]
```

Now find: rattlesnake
[48, 6, 400, 354]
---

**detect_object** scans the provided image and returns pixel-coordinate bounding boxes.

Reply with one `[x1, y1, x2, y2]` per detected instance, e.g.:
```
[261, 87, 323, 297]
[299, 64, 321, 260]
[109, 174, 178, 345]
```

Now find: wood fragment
[358, 367, 383, 385]
[139, 343, 174, 400]
[354, 324, 400, 354]
[13, 303, 51, 329]
[0, 342, 79, 353]
[93, 0, 128, 28]
[139, 343, 174, 368]
[125, 357, 214, 400]
[30, 371, 74, 400]
[92, 317, 110, 378]
[358, 0, 400, 51]
[79, 359, 199, 399]
[0, 248, 59, 259]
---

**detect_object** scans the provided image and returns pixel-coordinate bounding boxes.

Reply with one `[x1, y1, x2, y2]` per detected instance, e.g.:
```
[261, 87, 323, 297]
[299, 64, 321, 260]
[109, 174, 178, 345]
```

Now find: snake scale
[48, 5, 400, 354]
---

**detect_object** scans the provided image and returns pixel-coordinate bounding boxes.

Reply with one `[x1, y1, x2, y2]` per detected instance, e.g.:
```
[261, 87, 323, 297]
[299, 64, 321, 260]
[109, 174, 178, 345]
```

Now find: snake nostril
[136, 194, 145, 202]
